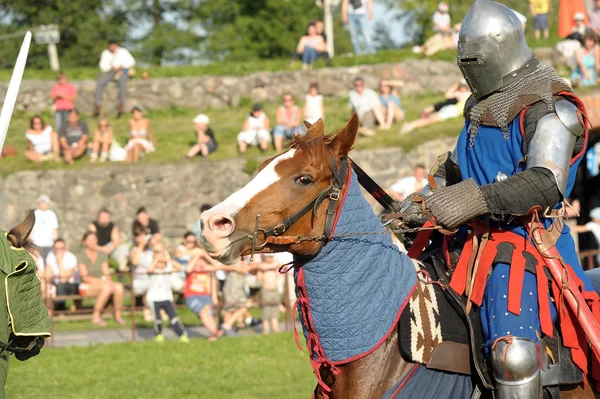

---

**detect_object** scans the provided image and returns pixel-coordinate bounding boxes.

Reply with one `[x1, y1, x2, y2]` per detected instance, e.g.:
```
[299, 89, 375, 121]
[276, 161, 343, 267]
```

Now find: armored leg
[491, 336, 544, 399]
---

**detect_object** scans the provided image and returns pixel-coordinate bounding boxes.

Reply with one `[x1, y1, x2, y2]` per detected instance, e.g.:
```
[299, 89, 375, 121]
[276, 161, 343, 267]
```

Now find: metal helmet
[457, 0, 533, 99]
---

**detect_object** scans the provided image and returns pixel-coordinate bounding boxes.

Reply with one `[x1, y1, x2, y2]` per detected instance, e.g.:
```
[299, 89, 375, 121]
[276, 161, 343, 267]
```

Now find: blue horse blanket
[294, 169, 417, 365]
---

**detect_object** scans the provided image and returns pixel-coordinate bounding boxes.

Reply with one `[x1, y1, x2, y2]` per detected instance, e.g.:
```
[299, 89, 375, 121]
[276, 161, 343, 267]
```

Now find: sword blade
[0, 31, 32, 155]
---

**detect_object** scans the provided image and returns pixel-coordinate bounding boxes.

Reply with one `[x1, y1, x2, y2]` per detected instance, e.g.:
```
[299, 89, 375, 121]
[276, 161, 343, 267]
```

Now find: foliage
[0, 0, 127, 69]
[372, 21, 399, 50]
[6, 333, 316, 398]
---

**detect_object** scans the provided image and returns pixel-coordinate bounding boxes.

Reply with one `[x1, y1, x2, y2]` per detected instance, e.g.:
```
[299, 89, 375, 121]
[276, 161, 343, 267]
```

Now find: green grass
[6, 333, 315, 399]
[0, 49, 457, 81]
[2, 94, 463, 176]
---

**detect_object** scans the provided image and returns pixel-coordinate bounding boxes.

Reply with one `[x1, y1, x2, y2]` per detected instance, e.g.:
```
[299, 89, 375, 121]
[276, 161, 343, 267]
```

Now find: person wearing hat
[58, 109, 89, 165]
[30, 195, 59, 262]
[237, 104, 271, 153]
[186, 114, 217, 158]
[567, 12, 590, 44]
[433, 2, 451, 35]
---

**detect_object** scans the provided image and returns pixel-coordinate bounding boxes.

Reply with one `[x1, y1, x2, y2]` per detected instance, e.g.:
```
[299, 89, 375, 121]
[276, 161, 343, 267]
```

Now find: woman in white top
[303, 82, 325, 125]
[24, 115, 59, 163]
[126, 107, 156, 162]
[237, 104, 271, 153]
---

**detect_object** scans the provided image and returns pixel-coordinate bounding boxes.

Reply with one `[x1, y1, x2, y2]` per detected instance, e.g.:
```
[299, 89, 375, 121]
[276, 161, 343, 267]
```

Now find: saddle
[398, 237, 584, 395]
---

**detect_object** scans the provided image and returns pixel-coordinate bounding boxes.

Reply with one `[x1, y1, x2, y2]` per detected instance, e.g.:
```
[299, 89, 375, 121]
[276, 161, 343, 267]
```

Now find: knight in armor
[393, 1, 600, 397]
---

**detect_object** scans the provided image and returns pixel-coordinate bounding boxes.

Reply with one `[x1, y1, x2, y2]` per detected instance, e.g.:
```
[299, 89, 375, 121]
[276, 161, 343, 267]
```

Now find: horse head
[6, 211, 35, 252]
[200, 114, 359, 264]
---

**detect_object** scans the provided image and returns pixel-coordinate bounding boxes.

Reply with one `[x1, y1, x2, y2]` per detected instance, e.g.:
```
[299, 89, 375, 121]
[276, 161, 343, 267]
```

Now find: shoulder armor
[526, 110, 578, 195]
[555, 99, 584, 137]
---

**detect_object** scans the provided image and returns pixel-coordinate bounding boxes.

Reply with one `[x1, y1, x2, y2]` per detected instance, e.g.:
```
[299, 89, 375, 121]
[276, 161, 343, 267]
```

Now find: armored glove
[12, 335, 45, 361]
[425, 178, 489, 230]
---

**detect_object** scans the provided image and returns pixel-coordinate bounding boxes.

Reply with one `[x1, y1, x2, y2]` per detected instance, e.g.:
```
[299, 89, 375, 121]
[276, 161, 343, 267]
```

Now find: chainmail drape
[465, 63, 570, 148]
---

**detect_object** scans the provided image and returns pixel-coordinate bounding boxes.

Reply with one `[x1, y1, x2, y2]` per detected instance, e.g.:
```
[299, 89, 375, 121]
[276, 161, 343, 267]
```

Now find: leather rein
[247, 154, 349, 261]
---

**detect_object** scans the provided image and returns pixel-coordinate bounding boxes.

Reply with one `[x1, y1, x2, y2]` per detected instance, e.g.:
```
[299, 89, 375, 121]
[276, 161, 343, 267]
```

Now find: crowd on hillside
[31, 196, 295, 341]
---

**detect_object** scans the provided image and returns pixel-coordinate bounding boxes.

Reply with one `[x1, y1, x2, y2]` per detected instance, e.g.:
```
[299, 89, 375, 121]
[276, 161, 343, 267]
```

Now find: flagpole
[0, 31, 31, 155]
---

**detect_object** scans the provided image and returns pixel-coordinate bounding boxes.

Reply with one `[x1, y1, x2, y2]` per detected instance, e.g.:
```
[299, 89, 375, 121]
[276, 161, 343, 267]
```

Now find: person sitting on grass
[273, 94, 302, 153]
[400, 80, 471, 134]
[77, 231, 125, 327]
[348, 77, 388, 136]
[296, 22, 327, 70]
[90, 119, 113, 163]
[58, 109, 89, 165]
[186, 114, 217, 158]
[185, 247, 222, 341]
[147, 241, 189, 343]
[571, 31, 600, 88]
[237, 104, 271, 153]
[259, 254, 281, 335]
[24, 115, 60, 164]
[126, 107, 156, 162]
[378, 80, 405, 128]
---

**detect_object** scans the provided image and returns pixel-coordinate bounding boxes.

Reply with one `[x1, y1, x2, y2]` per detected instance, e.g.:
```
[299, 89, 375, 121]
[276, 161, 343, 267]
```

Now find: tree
[0, 0, 127, 69]
[372, 21, 398, 50]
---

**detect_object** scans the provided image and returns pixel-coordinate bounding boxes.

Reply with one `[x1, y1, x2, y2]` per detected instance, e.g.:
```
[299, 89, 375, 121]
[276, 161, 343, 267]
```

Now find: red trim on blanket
[389, 364, 421, 398]
[332, 282, 418, 366]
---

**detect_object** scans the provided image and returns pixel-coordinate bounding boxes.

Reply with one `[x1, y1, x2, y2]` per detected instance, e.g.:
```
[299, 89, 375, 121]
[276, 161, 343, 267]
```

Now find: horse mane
[288, 129, 340, 165]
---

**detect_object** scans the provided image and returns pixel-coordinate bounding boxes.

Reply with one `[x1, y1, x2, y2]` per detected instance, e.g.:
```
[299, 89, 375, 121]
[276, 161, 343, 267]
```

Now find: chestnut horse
[199, 116, 595, 399]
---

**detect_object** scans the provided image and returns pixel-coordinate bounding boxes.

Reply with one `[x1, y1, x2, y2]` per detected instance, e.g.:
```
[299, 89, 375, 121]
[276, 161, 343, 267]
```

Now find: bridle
[247, 153, 349, 261]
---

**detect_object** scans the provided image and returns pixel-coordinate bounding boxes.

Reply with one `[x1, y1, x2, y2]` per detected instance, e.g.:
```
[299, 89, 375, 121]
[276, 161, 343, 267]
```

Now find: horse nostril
[213, 216, 233, 231]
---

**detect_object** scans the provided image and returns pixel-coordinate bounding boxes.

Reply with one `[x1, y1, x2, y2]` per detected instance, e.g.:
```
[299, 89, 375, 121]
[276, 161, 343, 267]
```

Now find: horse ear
[7, 211, 36, 248]
[303, 120, 313, 129]
[305, 119, 324, 138]
[329, 114, 359, 159]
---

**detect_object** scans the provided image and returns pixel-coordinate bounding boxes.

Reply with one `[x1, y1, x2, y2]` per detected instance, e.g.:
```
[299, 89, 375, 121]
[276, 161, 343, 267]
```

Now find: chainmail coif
[465, 62, 571, 148]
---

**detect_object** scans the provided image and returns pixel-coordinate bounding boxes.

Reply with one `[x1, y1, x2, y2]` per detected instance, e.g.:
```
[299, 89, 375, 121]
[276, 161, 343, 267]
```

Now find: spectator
[129, 227, 154, 321]
[50, 71, 77, 133]
[314, 20, 332, 65]
[58, 109, 89, 165]
[87, 208, 129, 272]
[296, 22, 327, 70]
[221, 258, 250, 336]
[389, 165, 428, 201]
[379, 80, 405, 128]
[578, 209, 600, 289]
[590, 0, 600, 35]
[571, 31, 600, 87]
[186, 114, 217, 158]
[342, 0, 375, 55]
[45, 238, 79, 311]
[433, 2, 451, 35]
[175, 232, 199, 270]
[95, 39, 136, 117]
[417, 81, 468, 118]
[30, 195, 58, 261]
[77, 231, 125, 326]
[193, 204, 228, 293]
[237, 104, 271, 154]
[24, 115, 59, 164]
[414, 23, 461, 56]
[274, 94, 302, 152]
[259, 254, 281, 335]
[530, 0, 551, 40]
[303, 82, 325, 125]
[132, 207, 160, 240]
[185, 247, 222, 341]
[147, 241, 189, 343]
[349, 77, 387, 136]
[567, 12, 589, 44]
[126, 107, 155, 163]
[90, 119, 113, 163]
[400, 80, 471, 134]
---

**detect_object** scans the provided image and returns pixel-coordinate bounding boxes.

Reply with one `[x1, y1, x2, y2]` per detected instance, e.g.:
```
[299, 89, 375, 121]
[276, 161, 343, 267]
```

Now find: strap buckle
[272, 223, 286, 236]
[329, 187, 341, 201]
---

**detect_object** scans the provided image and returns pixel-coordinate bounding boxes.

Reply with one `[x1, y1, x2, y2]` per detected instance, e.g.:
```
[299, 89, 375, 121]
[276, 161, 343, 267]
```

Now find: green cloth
[0, 231, 51, 398]
[78, 250, 108, 278]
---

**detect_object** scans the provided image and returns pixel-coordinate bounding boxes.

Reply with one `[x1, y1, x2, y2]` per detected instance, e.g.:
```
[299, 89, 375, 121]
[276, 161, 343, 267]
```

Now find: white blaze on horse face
[207, 149, 297, 218]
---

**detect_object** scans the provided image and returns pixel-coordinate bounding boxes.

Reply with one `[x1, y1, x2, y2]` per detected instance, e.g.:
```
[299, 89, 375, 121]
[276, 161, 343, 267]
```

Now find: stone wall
[0, 138, 455, 249]
[0, 60, 462, 114]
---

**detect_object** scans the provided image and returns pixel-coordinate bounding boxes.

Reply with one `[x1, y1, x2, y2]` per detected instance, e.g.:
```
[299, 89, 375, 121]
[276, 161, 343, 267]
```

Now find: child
[147, 242, 189, 343]
[259, 254, 281, 334]
[185, 248, 222, 341]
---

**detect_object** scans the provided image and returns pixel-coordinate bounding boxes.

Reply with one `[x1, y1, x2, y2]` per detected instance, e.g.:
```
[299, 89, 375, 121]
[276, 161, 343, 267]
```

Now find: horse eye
[295, 176, 313, 186]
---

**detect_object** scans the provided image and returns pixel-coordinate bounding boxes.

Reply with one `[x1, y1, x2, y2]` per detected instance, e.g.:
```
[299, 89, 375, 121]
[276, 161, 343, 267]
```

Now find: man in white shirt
[45, 238, 79, 309]
[390, 165, 428, 201]
[341, 0, 375, 55]
[433, 2, 451, 35]
[30, 194, 59, 262]
[348, 77, 387, 136]
[95, 39, 136, 118]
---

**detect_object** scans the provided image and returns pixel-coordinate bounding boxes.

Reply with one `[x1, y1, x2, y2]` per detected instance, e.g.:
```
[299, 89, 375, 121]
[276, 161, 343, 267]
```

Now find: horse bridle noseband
[247, 153, 349, 261]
